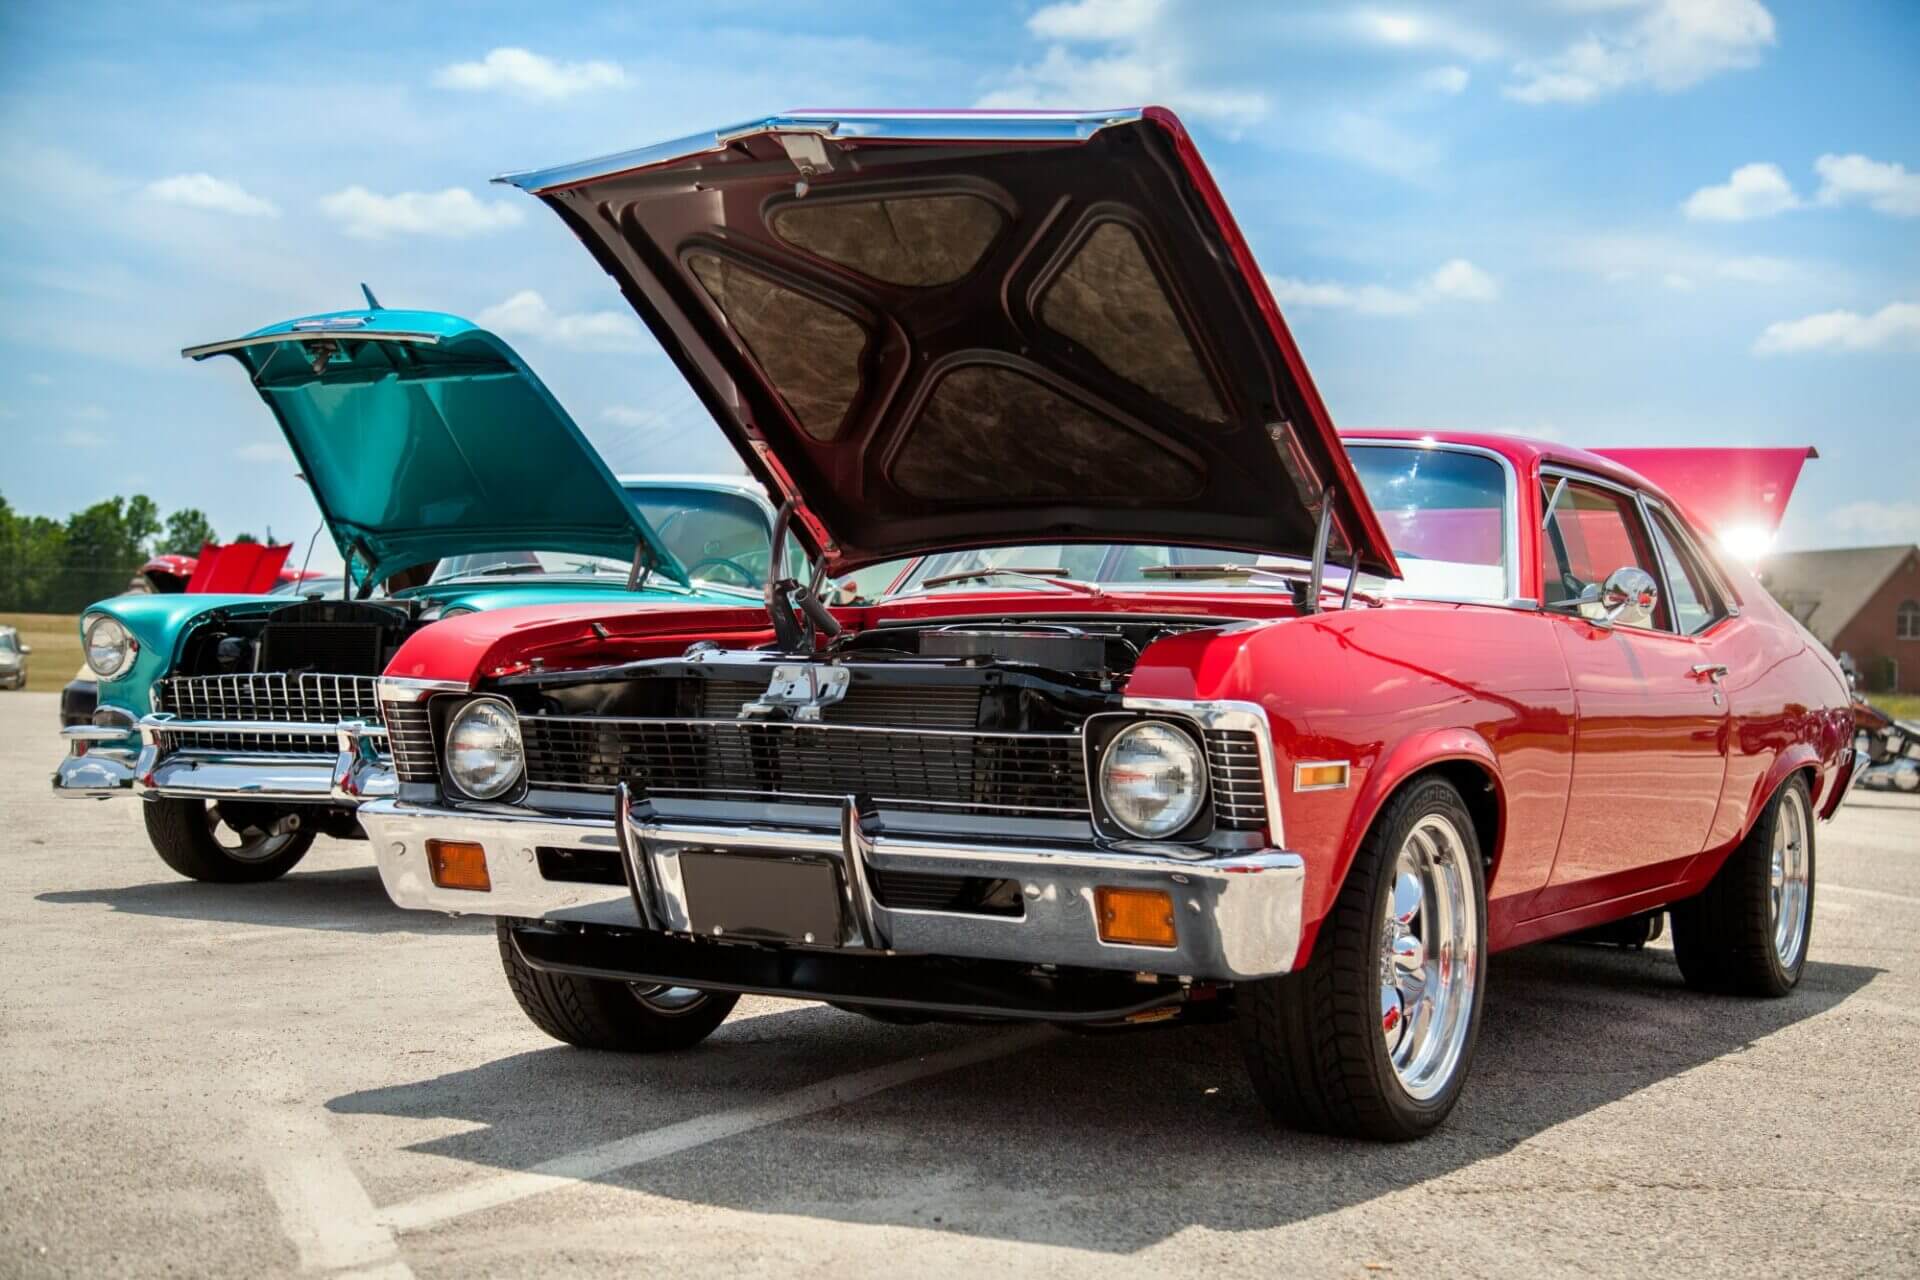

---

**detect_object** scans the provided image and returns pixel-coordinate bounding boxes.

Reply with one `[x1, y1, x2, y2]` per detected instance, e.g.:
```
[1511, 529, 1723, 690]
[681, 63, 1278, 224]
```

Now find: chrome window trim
[1341, 438, 1527, 609]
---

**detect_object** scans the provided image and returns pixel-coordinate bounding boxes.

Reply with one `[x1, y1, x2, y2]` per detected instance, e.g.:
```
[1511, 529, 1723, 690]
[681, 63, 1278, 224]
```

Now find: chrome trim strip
[495, 109, 1145, 194]
[141, 716, 388, 738]
[379, 676, 471, 701]
[181, 330, 444, 360]
[1121, 697, 1284, 848]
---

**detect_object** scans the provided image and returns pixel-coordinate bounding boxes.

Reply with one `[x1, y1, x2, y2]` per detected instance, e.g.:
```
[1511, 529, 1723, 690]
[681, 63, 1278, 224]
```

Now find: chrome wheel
[628, 984, 712, 1015]
[204, 803, 299, 864]
[1379, 813, 1479, 1102]
[1769, 784, 1812, 971]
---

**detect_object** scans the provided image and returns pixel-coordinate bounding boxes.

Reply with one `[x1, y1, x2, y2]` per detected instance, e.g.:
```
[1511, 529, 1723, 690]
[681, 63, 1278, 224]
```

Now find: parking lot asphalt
[3, 689, 1917, 1278]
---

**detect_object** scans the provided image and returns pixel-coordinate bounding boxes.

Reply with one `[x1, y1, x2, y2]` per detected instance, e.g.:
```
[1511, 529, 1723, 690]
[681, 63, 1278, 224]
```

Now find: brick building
[1759, 544, 1920, 694]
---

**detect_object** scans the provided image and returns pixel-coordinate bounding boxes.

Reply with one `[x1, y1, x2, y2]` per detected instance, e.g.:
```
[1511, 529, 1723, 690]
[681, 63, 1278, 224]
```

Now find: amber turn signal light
[427, 840, 492, 892]
[1095, 886, 1177, 948]
[1294, 761, 1350, 791]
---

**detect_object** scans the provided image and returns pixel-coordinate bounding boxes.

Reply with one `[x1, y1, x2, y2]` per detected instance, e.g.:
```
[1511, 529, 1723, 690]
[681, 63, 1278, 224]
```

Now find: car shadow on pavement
[35, 865, 491, 936]
[329, 942, 1880, 1250]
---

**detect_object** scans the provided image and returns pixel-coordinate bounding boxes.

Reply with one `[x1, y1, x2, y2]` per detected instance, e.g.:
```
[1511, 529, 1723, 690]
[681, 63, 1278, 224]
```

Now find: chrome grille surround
[152, 673, 385, 758]
[384, 702, 438, 782]
[1203, 730, 1268, 832]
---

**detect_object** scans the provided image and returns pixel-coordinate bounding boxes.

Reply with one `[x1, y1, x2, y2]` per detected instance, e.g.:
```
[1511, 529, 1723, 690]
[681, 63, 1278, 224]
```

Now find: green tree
[161, 508, 217, 555]
[232, 531, 259, 544]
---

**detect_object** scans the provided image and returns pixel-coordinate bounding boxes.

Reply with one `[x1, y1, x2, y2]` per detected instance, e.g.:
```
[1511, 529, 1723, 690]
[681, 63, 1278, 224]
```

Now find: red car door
[1536, 474, 1730, 907]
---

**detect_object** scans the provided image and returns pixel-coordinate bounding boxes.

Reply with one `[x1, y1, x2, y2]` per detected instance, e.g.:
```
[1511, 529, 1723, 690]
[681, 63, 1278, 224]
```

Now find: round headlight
[82, 614, 137, 680]
[445, 698, 524, 800]
[1099, 721, 1206, 839]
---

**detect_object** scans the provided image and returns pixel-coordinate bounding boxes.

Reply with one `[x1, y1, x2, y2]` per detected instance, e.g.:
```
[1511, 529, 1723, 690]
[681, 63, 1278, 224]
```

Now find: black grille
[1204, 730, 1268, 832]
[385, 702, 437, 782]
[258, 624, 385, 676]
[520, 716, 1089, 817]
[536, 846, 625, 886]
[870, 868, 1024, 917]
[695, 680, 982, 729]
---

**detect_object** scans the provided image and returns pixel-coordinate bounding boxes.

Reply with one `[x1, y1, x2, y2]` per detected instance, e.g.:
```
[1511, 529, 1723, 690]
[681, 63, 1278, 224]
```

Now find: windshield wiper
[464, 563, 548, 577]
[917, 566, 1102, 596]
[1139, 563, 1301, 580]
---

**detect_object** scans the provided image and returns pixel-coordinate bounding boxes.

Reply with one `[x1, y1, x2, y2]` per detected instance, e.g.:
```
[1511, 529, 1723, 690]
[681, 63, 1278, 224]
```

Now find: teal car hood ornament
[182, 307, 690, 591]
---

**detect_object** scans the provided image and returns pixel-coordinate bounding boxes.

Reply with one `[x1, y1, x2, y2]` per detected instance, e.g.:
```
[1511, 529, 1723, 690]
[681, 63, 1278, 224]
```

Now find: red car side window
[1647, 507, 1724, 636]
[1542, 479, 1671, 630]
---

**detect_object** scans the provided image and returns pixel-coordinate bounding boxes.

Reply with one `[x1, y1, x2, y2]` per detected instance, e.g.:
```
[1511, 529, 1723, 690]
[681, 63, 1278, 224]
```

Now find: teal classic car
[51, 304, 769, 883]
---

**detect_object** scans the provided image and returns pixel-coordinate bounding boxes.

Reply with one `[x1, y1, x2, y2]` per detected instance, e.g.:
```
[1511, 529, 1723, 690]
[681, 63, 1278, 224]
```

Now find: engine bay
[176, 599, 426, 678]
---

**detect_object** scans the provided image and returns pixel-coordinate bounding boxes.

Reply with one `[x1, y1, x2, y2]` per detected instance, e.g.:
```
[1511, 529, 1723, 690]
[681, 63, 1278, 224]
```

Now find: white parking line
[376, 1024, 1054, 1235]
[251, 1106, 413, 1278]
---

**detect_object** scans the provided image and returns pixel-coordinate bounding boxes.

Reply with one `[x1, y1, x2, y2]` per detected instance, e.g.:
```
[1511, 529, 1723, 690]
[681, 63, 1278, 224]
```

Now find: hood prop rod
[763, 500, 809, 651]
[1303, 496, 1334, 614]
[625, 536, 654, 592]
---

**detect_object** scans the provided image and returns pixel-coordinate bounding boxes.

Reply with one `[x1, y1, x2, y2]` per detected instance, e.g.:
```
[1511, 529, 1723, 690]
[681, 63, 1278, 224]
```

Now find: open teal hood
[184, 307, 688, 589]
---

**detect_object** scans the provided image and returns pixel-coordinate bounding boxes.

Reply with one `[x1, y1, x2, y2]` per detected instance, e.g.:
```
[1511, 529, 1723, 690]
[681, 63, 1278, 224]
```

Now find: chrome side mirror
[1590, 566, 1659, 628]
[18, 644, 30, 655]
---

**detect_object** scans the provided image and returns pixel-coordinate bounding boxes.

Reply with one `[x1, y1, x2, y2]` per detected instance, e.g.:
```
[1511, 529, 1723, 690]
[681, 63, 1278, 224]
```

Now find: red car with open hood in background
[356, 109, 1854, 1140]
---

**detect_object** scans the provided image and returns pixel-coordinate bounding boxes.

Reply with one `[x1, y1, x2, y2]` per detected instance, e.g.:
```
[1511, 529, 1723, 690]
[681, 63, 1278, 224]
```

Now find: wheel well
[1403, 760, 1503, 879]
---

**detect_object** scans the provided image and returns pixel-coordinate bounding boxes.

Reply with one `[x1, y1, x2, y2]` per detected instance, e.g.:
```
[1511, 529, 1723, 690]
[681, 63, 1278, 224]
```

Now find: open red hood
[184, 541, 294, 594]
[1594, 447, 1817, 538]
[498, 108, 1398, 580]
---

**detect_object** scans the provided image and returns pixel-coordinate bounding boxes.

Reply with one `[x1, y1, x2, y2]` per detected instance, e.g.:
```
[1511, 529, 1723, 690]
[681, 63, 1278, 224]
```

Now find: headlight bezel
[81, 613, 138, 680]
[443, 696, 526, 802]
[1091, 717, 1210, 842]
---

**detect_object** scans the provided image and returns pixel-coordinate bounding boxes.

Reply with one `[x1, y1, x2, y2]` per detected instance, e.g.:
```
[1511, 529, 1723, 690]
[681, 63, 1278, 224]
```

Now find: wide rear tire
[143, 797, 315, 883]
[497, 921, 739, 1051]
[1237, 776, 1487, 1141]
[1670, 774, 1814, 997]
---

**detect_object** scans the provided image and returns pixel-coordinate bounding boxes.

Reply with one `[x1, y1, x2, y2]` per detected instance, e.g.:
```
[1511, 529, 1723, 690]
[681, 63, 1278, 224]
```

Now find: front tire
[143, 798, 315, 882]
[1670, 774, 1814, 997]
[1237, 776, 1487, 1141]
[497, 921, 739, 1051]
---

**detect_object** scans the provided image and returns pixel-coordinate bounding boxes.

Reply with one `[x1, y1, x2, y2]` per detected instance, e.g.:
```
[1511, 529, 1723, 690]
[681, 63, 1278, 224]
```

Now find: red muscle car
[359, 109, 1856, 1140]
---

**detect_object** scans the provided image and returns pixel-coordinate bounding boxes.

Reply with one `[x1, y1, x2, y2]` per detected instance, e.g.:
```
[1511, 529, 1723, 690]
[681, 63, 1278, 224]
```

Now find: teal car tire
[143, 798, 316, 883]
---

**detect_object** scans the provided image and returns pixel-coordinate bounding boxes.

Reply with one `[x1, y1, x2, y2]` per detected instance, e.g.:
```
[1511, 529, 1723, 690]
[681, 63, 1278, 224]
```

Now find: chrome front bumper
[362, 795, 1307, 982]
[51, 718, 396, 805]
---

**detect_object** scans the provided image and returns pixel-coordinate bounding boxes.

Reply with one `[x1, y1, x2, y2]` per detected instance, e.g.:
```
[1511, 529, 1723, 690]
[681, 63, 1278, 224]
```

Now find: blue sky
[1, 0, 1915, 572]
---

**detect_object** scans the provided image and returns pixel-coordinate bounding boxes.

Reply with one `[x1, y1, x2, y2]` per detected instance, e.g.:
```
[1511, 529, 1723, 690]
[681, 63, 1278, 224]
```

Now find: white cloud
[1753, 301, 1920, 354]
[1427, 257, 1499, 301]
[236, 441, 290, 464]
[1825, 499, 1920, 543]
[1027, 0, 1163, 40]
[69, 404, 108, 422]
[1419, 65, 1471, 94]
[143, 172, 279, 217]
[26, 373, 52, 386]
[1682, 161, 1800, 221]
[976, 0, 1267, 133]
[478, 290, 643, 352]
[1663, 273, 1696, 291]
[62, 428, 106, 449]
[1507, 0, 1776, 104]
[1268, 258, 1499, 316]
[1570, 234, 1800, 287]
[1352, 10, 1503, 60]
[433, 47, 626, 100]
[318, 186, 524, 239]
[1813, 153, 1920, 217]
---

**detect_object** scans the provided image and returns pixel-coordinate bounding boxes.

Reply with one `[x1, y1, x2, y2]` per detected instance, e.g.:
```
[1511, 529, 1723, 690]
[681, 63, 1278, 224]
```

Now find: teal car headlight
[82, 614, 138, 680]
